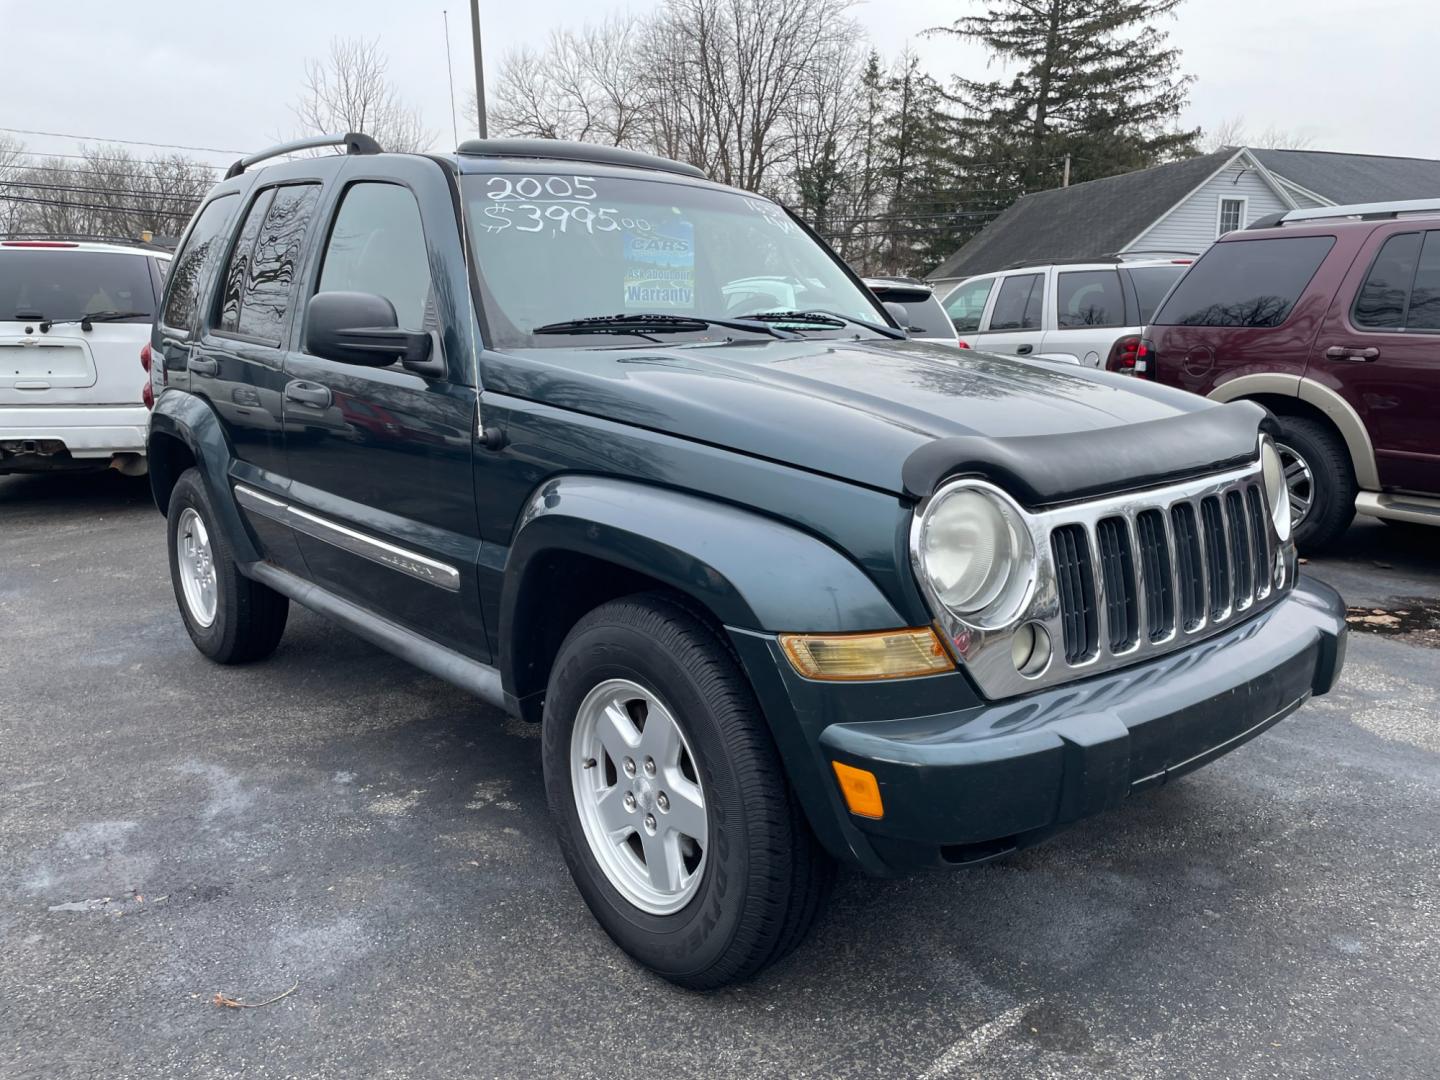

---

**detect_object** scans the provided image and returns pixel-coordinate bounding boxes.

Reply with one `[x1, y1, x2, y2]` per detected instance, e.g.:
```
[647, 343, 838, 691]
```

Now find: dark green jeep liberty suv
[147, 134, 1347, 988]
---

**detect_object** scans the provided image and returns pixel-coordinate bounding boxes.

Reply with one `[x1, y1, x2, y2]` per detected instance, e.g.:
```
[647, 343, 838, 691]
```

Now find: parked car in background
[862, 277, 959, 346]
[937, 256, 1190, 366]
[1134, 199, 1440, 549]
[0, 239, 169, 476]
[147, 134, 1345, 990]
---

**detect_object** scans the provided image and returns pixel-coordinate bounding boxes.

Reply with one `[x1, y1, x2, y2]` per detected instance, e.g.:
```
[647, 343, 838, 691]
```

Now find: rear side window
[988, 273, 1043, 331]
[944, 276, 994, 333]
[1153, 236, 1335, 328]
[217, 183, 322, 343]
[1125, 265, 1185, 323]
[1353, 230, 1440, 332]
[162, 194, 237, 331]
[1055, 270, 1124, 329]
[0, 250, 156, 324]
[317, 183, 432, 331]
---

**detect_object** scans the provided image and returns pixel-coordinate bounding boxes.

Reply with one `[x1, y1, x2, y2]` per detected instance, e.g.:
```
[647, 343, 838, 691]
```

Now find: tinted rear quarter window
[1153, 236, 1335, 327]
[1125, 265, 1185, 323]
[1055, 270, 1124, 329]
[989, 273, 1042, 331]
[162, 194, 237, 331]
[0, 250, 156, 323]
[887, 294, 949, 336]
[944, 276, 994, 333]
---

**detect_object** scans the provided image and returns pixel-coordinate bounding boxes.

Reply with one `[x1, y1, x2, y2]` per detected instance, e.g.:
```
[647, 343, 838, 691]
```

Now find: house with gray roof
[928, 147, 1440, 292]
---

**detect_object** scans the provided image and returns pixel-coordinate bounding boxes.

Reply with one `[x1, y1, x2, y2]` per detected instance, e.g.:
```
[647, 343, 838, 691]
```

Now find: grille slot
[1171, 502, 1205, 631]
[1226, 490, 1253, 607]
[1246, 485, 1270, 597]
[1200, 496, 1230, 619]
[1051, 524, 1098, 664]
[1135, 509, 1174, 641]
[1096, 517, 1139, 652]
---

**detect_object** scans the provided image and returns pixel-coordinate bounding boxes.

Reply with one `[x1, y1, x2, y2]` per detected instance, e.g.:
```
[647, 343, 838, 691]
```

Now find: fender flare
[146, 390, 260, 563]
[499, 474, 905, 687]
[1207, 373, 1380, 489]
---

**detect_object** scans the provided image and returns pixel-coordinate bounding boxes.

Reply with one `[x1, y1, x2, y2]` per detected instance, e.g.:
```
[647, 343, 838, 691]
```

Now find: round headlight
[1260, 437, 1292, 542]
[917, 487, 1031, 617]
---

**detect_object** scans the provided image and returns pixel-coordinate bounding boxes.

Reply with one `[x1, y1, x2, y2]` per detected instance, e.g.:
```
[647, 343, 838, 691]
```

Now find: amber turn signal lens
[831, 761, 884, 819]
[778, 627, 953, 681]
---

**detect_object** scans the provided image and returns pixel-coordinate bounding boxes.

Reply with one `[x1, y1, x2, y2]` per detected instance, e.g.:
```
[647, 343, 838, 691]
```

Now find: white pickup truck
[0, 239, 169, 476]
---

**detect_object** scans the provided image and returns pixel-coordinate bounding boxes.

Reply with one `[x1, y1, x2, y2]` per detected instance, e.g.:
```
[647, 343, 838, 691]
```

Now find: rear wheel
[542, 593, 833, 989]
[167, 468, 288, 663]
[1274, 416, 1356, 552]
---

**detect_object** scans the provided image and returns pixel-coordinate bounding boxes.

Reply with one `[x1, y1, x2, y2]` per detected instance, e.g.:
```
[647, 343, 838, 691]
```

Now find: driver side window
[317, 182, 433, 332]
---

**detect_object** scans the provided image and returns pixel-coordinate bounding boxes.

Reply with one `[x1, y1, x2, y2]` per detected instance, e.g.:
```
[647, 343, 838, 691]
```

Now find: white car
[0, 239, 169, 476]
[936, 256, 1190, 367]
[862, 277, 960, 347]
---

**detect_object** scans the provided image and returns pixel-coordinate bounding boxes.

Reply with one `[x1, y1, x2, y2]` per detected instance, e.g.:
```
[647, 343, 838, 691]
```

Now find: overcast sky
[3, 0, 1435, 168]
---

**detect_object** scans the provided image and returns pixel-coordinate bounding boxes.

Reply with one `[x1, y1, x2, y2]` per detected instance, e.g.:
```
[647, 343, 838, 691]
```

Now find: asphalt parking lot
[2, 471, 1437, 1080]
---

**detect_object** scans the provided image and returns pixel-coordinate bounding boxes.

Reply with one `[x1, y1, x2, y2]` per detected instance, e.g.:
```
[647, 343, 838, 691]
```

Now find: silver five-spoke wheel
[570, 678, 707, 915]
[1275, 441, 1315, 528]
[176, 506, 218, 627]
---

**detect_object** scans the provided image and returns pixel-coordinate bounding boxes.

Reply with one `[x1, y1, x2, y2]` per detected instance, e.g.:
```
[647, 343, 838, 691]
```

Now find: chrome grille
[911, 457, 1293, 702]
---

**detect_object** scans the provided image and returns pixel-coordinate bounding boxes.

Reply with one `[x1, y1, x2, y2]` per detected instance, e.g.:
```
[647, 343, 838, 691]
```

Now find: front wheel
[542, 594, 833, 989]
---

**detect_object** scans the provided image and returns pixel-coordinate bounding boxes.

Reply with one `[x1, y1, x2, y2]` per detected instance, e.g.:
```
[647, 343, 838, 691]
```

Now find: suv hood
[484, 338, 1252, 500]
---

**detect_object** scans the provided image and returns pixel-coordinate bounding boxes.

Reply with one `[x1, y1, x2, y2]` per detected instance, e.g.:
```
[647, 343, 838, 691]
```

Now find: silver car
[937, 256, 1190, 366]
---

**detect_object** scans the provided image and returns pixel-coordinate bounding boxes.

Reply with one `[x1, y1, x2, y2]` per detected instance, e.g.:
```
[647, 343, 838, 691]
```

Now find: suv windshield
[462, 171, 887, 348]
[0, 249, 157, 323]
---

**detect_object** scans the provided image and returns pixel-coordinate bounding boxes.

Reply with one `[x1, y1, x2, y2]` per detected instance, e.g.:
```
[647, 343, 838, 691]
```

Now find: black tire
[166, 467, 288, 664]
[542, 593, 833, 990]
[1276, 416, 1356, 552]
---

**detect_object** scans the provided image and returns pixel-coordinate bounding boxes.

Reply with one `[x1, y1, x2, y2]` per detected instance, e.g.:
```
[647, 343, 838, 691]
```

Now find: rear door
[0, 246, 157, 408]
[1041, 268, 1129, 367]
[280, 157, 488, 659]
[974, 271, 1046, 357]
[1312, 226, 1440, 495]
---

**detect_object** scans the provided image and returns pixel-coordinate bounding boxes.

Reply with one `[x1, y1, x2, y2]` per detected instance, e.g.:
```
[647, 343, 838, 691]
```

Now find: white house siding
[1124, 159, 1292, 254]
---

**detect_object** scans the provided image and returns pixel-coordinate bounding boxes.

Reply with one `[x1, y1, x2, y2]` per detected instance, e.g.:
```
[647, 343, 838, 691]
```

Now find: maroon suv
[1119, 201, 1440, 549]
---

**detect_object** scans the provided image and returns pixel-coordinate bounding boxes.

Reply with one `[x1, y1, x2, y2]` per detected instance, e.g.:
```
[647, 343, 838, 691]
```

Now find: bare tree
[293, 37, 434, 153]
[487, 17, 648, 146]
[1203, 115, 1315, 152]
[0, 134, 26, 234]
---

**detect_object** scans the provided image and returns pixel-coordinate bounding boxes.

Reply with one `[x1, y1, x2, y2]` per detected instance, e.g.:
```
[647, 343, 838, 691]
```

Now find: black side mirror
[882, 301, 912, 336]
[305, 291, 440, 375]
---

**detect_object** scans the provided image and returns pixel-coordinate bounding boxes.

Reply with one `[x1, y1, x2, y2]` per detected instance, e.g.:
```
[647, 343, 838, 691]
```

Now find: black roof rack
[224, 132, 383, 180]
[456, 138, 706, 180]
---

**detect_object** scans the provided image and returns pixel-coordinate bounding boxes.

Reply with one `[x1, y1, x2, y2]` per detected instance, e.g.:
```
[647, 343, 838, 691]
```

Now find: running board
[245, 561, 510, 714]
[1356, 491, 1440, 526]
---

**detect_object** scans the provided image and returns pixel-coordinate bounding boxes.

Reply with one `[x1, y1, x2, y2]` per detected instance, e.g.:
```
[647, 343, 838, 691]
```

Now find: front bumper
[0, 405, 148, 469]
[731, 577, 1347, 875]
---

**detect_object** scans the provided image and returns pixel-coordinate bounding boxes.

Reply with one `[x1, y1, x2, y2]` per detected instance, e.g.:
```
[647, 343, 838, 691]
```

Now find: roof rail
[456, 138, 706, 180]
[224, 132, 383, 180]
[1248, 198, 1440, 230]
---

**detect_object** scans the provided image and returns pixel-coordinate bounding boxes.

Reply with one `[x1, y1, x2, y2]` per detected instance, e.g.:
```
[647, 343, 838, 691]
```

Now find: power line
[0, 180, 203, 204]
[0, 126, 247, 157]
[0, 192, 196, 217]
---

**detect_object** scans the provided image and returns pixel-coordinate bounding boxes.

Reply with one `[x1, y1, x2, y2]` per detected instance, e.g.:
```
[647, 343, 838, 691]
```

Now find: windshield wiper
[38, 310, 150, 332]
[532, 313, 801, 341]
[739, 309, 907, 340]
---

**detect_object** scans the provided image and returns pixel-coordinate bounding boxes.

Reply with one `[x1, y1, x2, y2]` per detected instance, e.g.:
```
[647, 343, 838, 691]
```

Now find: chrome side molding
[234, 484, 461, 592]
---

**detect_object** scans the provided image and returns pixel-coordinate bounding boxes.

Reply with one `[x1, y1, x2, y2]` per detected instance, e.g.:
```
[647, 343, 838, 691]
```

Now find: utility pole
[1062, 154, 1071, 188]
[469, 0, 487, 140]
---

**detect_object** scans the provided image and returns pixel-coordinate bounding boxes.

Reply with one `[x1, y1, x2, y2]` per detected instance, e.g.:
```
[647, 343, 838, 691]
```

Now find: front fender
[147, 389, 258, 564]
[502, 475, 906, 646]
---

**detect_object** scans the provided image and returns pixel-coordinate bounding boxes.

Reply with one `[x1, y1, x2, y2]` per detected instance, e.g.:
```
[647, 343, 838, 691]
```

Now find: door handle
[1324, 345, 1379, 362]
[1016, 344, 1034, 355]
[189, 356, 217, 376]
[284, 380, 332, 407]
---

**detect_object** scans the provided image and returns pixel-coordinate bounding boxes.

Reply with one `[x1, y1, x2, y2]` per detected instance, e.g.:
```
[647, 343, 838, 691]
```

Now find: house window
[1218, 197, 1247, 237]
